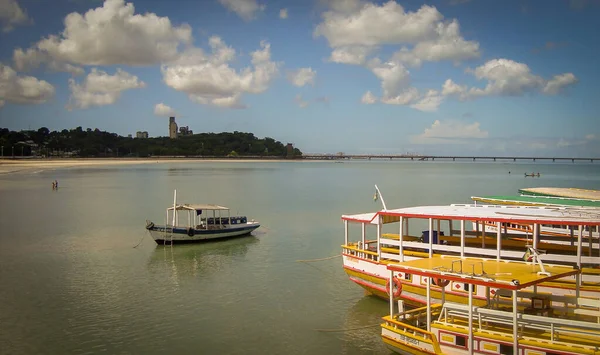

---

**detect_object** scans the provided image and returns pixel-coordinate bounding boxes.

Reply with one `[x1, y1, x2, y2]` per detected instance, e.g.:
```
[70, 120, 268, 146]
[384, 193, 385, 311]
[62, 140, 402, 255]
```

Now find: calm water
[1, 160, 599, 354]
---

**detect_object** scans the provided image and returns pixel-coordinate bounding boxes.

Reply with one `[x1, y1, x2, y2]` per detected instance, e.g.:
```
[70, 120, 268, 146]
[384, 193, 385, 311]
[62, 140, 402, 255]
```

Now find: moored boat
[519, 187, 600, 200]
[381, 255, 600, 355]
[341, 188, 600, 307]
[146, 191, 260, 245]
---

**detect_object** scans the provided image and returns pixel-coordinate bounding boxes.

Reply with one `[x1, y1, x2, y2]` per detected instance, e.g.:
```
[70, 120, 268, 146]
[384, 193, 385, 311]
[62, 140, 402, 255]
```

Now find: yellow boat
[341, 188, 600, 308]
[381, 255, 600, 355]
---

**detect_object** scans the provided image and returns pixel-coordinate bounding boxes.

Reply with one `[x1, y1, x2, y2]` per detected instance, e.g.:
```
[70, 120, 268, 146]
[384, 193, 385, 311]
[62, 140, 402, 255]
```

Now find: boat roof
[387, 255, 580, 291]
[342, 204, 600, 226]
[168, 204, 229, 211]
[472, 195, 600, 208]
[519, 187, 600, 201]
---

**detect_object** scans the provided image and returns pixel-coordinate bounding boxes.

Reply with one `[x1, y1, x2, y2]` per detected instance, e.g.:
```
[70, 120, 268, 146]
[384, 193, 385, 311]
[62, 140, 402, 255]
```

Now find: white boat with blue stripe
[145, 191, 260, 245]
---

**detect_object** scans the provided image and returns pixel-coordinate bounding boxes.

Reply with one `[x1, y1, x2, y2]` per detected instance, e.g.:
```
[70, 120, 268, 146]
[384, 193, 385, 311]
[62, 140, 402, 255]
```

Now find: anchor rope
[315, 323, 381, 332]
[296, 254, 341, 263]
[133, 230, 148, 248]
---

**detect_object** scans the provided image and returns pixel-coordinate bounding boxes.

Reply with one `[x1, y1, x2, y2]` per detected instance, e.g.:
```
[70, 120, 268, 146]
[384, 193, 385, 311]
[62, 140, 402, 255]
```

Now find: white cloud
[320, 0, 365, 13]
[329, 46, 373, 65]
[162, 37, 280, 109]
[154, 103, 177, 117]
[443, 59, 578, 101]
[543, 73, 578, 95]
[219, 0, 265, 21]
[0, 63, 55, 105]
[361, 91, 377, 104]
[391, 20, 480, 67]
[411, 119, 488, 144]
[294, 94, 309, 108]
[13, 0, 192, 73]
[410, 90, 443, 112]
[287, 67, 316, 87]
[0, 0, 31, 33]
[67, 68, 146, 110]
[279, 8, 288, 19]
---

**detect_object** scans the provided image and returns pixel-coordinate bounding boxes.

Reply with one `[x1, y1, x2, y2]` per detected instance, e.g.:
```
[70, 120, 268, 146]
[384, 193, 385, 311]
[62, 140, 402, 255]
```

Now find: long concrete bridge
[301, 154, 599, 162]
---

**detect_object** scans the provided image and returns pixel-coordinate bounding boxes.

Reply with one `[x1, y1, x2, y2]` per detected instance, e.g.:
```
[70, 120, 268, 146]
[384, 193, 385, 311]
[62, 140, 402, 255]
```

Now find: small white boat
[145, 191, 260, 244]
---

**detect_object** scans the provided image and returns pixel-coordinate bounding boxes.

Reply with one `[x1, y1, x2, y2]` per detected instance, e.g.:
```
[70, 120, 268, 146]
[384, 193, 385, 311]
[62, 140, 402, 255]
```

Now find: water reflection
[147, 236, 259, 286]
[339, 296, 389, 354]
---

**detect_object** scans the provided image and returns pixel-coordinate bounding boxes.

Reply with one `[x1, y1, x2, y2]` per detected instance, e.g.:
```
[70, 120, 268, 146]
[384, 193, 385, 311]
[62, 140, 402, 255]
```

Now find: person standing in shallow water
[54, 180, 58, 189]
[52, 181, 55, 190]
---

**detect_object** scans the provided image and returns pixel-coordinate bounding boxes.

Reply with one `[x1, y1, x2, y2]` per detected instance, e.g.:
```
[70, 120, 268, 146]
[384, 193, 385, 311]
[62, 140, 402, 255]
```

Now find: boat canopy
[472, 195, 600, 208]
[387, 255, 580, 291]
[167, 204, 230, 212]
[344, 204, 600, 226]
[341, 212, 401, 225]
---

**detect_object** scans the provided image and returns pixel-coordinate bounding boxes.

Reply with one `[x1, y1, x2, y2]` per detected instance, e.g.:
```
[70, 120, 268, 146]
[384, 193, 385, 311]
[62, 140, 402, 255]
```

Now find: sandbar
[0, 157, 297, 175]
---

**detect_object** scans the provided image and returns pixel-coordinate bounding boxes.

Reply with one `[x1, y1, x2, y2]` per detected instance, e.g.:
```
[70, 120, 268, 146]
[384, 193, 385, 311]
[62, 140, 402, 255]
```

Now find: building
[179, 126, 193, 136]
[136, 131, 148, 139]
[169, 117, 178, 139]
[286, 143, 294, 157]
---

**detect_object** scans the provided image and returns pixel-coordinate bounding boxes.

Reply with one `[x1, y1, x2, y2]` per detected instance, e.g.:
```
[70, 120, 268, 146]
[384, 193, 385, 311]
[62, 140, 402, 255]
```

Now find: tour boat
[341, 187, 600, 307]
[145, 190, 260, 245]
[381, 255, 600, 355]
[519, 187, 600, 200]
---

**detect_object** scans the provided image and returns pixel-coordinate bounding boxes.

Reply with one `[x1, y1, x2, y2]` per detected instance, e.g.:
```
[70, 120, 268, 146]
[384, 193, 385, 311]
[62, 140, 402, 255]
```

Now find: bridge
[301, 154, 599, 162]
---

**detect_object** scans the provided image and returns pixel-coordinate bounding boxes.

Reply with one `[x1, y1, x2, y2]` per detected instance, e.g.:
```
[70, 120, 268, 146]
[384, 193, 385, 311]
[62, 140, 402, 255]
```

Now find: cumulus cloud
[361, 91, 377, 104]
[154, 103, 177, 117]
[279, 8, 288, 19]
[294, 94, 309, 108]
[329, 46, 373, 65]
[315, 1, 477, 111]
[13, 0, 191, 73]
[219, 0, 265, 21]
[0, 0, 32, 33]
[0, 63, 55, 105]
[543, 73, 578, 95]
[315, 2, 479, 66]
[67, 68, 146, 110]
[442, 59, 578, 101]
[411, 119, 488, 144]
[161, 37, 280, 109]
[287, 67, 316, 87]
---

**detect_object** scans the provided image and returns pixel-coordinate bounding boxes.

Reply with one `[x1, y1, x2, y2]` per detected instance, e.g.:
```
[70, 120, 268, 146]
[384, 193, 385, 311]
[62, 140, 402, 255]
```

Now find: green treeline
[0, 127, 303, 158]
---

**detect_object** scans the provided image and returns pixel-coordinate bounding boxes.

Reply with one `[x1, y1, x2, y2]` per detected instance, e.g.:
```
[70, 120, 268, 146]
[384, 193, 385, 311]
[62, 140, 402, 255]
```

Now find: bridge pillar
[533, 158, 536, 162]
[473, 157, 475, 161]
[513, 158, 516, 162]
[493, 158, 496, 161]
[572, 159, 575, 163]
[453, 157, 455, 161]
[411, 157, 413, 161]
[553, 158, 555, 162]
[390, 157, 392, 160]
[432, 157, 435, 161]
[592, 159, 594, 163]
[368, 157, 371, 160]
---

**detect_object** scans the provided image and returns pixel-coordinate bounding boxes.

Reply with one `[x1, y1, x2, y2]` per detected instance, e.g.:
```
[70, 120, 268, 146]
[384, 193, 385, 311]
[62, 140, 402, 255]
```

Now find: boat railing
[383, 306, 443, 353]
[343, 243, 379, 261]
[440, 303, 600, 345]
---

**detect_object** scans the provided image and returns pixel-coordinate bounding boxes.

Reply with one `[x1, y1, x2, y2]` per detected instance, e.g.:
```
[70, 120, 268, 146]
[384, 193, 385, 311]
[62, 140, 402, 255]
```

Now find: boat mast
[374, 184, 388, 211]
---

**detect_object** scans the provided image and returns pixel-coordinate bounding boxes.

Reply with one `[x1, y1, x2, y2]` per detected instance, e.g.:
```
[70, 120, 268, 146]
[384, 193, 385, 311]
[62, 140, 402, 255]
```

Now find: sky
[0, 0, 599, 157]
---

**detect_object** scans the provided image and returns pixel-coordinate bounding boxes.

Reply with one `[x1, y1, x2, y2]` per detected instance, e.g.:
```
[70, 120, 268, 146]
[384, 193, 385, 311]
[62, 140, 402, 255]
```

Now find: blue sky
[0, 0, 598, 156]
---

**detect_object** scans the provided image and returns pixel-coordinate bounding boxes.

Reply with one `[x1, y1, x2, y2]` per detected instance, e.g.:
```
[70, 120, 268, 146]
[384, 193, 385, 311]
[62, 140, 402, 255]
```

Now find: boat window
[499, 344, 514, 355]
[404, 273, 411, 281]
[463, 284, 476, 293]
[455, 335, 466, 347]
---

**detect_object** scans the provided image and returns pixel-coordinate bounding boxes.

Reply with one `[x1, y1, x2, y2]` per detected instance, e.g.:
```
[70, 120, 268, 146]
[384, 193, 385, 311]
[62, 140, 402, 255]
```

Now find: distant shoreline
[0, 157, 304, 175]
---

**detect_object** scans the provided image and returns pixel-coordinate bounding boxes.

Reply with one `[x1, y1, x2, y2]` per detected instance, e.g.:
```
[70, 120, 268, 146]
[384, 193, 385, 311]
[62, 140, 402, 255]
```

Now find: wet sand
[0, 158, 293, 175]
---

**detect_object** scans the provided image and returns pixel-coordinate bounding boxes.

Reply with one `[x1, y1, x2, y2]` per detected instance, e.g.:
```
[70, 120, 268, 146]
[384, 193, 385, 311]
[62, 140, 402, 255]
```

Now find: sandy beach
[0, 157, 295, 175]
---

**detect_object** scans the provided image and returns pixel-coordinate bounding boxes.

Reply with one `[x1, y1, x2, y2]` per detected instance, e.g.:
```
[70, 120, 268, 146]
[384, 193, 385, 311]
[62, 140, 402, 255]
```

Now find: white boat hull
[147, 222, 260, 244]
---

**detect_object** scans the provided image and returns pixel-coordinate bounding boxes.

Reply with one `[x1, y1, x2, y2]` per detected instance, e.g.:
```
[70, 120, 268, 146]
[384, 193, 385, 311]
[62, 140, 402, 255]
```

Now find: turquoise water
[1, 160, 599, 354]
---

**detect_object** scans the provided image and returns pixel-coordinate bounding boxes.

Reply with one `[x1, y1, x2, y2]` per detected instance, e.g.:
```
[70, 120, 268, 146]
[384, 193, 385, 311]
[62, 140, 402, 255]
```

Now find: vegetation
[0, 127, 302, 158]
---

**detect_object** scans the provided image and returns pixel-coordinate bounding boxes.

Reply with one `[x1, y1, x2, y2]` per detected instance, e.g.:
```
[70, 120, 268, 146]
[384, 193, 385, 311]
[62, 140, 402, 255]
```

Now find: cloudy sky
[0, 0, 598, 156]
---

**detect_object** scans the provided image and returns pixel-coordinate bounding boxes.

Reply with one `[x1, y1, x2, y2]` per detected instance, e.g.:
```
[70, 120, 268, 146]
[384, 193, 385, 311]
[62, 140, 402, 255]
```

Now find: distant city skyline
[0, 0, 598, 157]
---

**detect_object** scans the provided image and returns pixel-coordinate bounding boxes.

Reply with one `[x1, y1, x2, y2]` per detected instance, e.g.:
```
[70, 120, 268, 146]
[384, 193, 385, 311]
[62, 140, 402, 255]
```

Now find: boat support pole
[513, 289, 518, 355]
[426, 277, 431, 332]
[468, 286, 473, 355]
[344, 220, 348, 246]
[428, 218, 433, 258]
[389, 269, 394, 318]
[399, 216, 404, 262]
[460, 220, 465, 258]
[496, 221, 501, 261]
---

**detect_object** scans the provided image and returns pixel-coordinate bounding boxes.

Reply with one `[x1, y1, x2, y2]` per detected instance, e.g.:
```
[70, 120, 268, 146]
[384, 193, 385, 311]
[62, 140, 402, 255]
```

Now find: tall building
[169, 117, 178, 139]
[136, 131, 148, 138]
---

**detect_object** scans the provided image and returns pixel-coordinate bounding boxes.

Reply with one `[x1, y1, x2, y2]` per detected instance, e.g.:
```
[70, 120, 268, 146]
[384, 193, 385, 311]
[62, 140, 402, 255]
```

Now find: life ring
[432, 278, 450, 288]
[386, 277, 403, 298]
[145, 221, 154, 230]
[187, 228, 195, 237]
